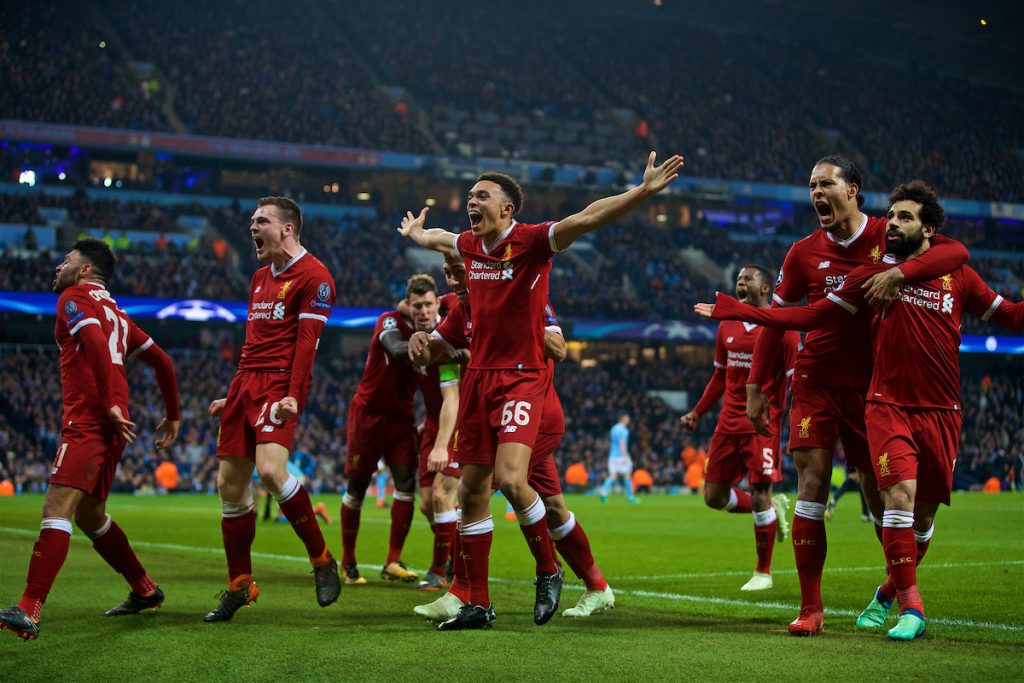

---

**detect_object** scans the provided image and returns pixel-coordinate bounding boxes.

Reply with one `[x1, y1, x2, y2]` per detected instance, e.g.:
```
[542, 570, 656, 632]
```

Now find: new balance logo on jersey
[272, 302, 286, 320]
[726, 337, 734, 343]
[504, 425, 518, 433]
[261, 425, 274, 433]
[817, 261, 831, 270]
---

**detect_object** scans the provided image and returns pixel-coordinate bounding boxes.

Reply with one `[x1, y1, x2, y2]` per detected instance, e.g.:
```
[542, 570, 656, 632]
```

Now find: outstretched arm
[134, 340, 181, 448]
[551, 152, 684, 251]
[863, 234, 969, 308]
[397, 208, 457, 256]
[696, 293, 848, 330]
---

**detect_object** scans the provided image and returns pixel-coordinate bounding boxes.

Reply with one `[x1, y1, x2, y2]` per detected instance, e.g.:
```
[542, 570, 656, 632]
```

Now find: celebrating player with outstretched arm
[698, 181, 1023, 640]
[398, 151, 682, 630]
[204, 197, 341, 622]
[738, 156, 969, 636]
[681, 264, 798, 592]
[0, 239, 180, 641]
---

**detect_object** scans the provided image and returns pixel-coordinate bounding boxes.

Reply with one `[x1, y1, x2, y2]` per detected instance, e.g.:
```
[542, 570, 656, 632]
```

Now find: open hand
[106, 406, 138, 444]
[208, 398, 227, 419]
[642, 152, 685, 194]
[398, 207, 429, 240]
[154, 418, 181, 449]
[863, 266, 904, 312]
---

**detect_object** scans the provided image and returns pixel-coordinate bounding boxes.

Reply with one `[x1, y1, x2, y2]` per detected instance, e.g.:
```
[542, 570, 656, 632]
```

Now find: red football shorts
[50, 421, 126, 500]
[788, 380, 870, 471]
[866, 402, 962, 506]
[704, 430, 782, 485]
[451, 368, 548, 467]
[418, 420, 461, 488]
[217, 371, 299, 458]
[345, 398, 416, 481]
[491, 431, 565, 496]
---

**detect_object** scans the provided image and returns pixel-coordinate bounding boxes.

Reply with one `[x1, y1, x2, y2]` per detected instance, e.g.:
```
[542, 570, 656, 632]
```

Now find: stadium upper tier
[2, 1, 1023, 201]
[1, 189, 1020, 333]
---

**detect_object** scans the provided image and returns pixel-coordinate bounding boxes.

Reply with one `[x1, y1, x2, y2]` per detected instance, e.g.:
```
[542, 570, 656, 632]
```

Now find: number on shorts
[54, 443, 68, 470]
[500, 400, 532, 427]
[761, 447, 774, 476]
[255, 401, 284, 427]
[102, 307, 129, 365]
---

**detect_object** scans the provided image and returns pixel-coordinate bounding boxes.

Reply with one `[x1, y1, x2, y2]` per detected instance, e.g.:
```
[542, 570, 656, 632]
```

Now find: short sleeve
[299, 273, 335, 324]
[772, 245, 807, 306]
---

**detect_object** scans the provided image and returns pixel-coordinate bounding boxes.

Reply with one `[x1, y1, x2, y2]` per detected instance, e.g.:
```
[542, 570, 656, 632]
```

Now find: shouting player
[698, 181, 1022, 639]
[205, 197, 340, 621]
[0, 239, 180, 641]
[742, 156, 968, 635]
[399, 151, 682, 629]
[680, 264, 797, 591]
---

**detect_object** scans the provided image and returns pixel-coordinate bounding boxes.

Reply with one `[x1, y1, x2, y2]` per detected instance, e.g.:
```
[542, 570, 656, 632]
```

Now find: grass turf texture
[1, 492, 1021, 681]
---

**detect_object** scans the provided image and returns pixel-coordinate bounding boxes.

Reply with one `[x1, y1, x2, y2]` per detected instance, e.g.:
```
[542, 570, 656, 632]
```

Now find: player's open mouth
[468, 211, 483, 229]
[253, 236, 265, 250]
[814, 201, 833, 223]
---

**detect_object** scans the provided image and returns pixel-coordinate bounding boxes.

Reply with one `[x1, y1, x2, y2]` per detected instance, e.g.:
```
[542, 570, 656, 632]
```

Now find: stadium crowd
[3, 1, 1024, 201]
[2, 346, 1020, 497]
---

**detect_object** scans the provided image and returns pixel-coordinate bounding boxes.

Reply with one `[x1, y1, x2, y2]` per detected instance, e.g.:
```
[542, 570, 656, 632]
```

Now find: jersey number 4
[103, 307, 129, 365]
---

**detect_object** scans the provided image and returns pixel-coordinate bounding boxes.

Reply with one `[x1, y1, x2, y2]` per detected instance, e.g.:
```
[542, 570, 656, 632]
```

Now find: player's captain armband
[439, 362, 461, 385]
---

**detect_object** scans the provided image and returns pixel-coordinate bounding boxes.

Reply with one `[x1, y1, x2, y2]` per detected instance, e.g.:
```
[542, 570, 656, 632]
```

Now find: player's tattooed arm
[398, 208, 457, 256]
[552, 152, 684, 250]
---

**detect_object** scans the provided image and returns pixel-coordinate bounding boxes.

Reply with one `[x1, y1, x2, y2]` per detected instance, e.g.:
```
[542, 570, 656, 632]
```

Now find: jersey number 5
[103, 307, 129, 365]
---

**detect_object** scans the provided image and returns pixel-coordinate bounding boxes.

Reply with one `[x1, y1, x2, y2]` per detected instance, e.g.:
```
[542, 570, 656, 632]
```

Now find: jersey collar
[824, 213, 868, 248]
[271, 247, 306, 277]
[480, 220, 517, 256]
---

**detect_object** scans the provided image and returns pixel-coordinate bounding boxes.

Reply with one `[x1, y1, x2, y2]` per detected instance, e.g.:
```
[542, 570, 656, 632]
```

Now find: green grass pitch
[1, 492, 1021, 681]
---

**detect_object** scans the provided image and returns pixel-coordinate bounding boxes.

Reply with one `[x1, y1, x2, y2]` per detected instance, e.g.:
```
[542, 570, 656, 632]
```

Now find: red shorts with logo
[217, 371, 299, 458]
[451, 368, 548, 467]
[866, 402, 962, 506]
[418, 421, 461, 488]
[345, 398, 416, 480]
[50, 421, 126, 500]
[788, 381, 870, 471]
[704, 430, 782, 485]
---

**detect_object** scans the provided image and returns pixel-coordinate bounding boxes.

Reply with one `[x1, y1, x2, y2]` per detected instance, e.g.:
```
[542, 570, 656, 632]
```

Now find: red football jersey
[55, 283, 151, 425]
[831, 260, 1016, 410]
[770, 216, 888, 387]
[452, 221, 556, 370]
[238, 249, 335, 372]
[352, 310, 416, 417]
[433, 298, 564, 434]
[708, 320, 798, 434]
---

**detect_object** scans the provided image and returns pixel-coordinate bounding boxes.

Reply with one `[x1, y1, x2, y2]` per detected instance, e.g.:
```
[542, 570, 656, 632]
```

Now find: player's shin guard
[88, 515, 156, 595]
[791, 501, 827, 611]
[882, 512, 926, 616]
[221, 499, 256, 581]
[515, 495, 558, 575]
[551, 512, 608, 591]
[460, 516, 493, 607]
[387, 491, 415, 565]
[341, 493, 362, 567]
[725, 488, 753, 514]
[18, 518, 73, 622]
[274, 476, 328, 562]
[431, 510, 457, 575]
[752, 508, 778, 574]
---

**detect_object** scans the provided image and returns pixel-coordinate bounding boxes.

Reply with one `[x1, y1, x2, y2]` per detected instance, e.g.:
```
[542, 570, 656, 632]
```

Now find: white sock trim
[273, 475, 301, 503]
[549, 511, 576, 541]
[222, 499, 255, 518]
[914, 524, 934, 544]
[433, 509, 458, 525]
[725, 489, 739, 511]
[461, 515, 494, 537]
[794, 500, 826, 521]
[393, 490, 415, 503]
[515, 495, 546, 527]
[342, 492, 363, 510]
[88, 514, 113, 539]
[752, 508, 777, 527]
[41, 517, 73, 535]
[882, 509, 915, 529]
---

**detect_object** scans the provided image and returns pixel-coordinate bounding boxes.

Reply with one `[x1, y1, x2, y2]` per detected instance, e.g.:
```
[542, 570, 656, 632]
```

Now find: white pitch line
[616, 559, 1024, 581]
[1, 527, 1021, 632]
